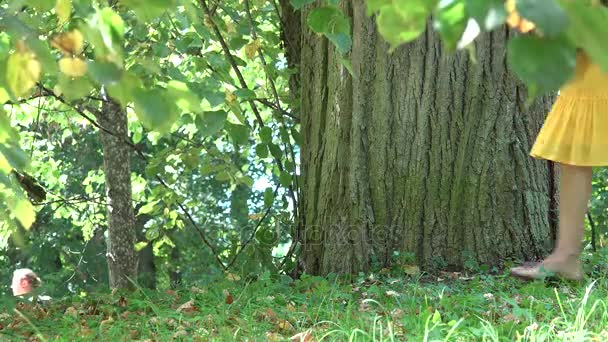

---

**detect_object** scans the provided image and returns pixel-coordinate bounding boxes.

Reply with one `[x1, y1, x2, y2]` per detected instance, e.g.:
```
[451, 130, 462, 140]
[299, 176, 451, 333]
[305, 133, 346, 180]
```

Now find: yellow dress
[530, 53, 608, 166]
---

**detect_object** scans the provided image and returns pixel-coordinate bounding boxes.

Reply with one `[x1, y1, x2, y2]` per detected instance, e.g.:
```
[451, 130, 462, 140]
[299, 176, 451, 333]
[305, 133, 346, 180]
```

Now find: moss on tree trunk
[298, 1, 557, 274]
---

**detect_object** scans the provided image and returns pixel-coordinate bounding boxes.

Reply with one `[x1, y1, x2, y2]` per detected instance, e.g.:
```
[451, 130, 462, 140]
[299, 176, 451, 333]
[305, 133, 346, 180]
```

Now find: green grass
[1, 261, 608, 341]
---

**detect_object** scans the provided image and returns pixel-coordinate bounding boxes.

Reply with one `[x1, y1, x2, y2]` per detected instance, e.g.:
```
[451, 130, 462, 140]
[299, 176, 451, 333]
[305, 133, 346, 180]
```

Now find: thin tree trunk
[97, 100, 138, 289]
[298, 1, 557, 274]
[136, 213, 156, 289]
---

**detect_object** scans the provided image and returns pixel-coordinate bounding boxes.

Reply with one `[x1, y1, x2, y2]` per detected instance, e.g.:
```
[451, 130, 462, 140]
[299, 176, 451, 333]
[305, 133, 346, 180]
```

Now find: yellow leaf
[505, 0, 536, 33]
[0, 154, 10, 173]
[51, 30, 84, 56]
[226, 21, 236, 34]
[55, 0, 72, 25]
[225, 89, 237, 105]
[245, 39, 261, 59]
[13, 197, 36, 229]
[59, 57, 88, 77]
[6, 51, 41, 98]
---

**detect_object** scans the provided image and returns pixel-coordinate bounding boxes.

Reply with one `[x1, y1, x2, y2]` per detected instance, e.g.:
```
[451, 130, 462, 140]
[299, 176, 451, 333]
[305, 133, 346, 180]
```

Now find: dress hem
[530, 152, 608, 167]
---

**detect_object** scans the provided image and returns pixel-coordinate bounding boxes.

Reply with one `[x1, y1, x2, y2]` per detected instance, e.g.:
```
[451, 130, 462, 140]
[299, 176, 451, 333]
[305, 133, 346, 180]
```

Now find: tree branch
[38, 85, 228, 270]
[226, 183, 280, 269]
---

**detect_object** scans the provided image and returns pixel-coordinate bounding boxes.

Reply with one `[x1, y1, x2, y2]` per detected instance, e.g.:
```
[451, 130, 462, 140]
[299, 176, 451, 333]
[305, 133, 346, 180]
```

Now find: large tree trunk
[97, 101, 138, 289]
[298, 2, 558, 275]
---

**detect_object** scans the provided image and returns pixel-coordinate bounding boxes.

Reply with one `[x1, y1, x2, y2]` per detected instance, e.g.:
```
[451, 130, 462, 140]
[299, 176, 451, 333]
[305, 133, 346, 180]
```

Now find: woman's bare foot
[510, 254, 582, 281]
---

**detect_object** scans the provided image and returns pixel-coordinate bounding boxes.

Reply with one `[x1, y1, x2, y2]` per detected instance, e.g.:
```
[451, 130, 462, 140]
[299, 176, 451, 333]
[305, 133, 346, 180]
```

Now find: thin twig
[255, 98, 299, 121]
[587, 210, 596, 252]
[200, 0, 266, 126]
[243, 0, 300, 221]
[34, 195, 105, 206]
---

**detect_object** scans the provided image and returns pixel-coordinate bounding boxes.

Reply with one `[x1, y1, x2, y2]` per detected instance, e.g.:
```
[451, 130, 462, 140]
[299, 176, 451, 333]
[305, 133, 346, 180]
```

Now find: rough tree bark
[97, 100, 138, 289]
[297, 1, 558, 274]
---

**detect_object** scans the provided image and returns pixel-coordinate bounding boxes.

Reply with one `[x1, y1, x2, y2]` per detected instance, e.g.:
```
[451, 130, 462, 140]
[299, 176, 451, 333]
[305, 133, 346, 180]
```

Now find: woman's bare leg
[512, 163, 592, 280]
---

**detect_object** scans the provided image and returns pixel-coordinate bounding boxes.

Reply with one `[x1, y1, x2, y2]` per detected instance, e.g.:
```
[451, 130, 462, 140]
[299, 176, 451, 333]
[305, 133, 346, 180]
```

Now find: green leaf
[88, 61, 123, 85]
[279, 171, 291, 187]
[517, 0, 568, 37]
[145, 226, 160, 240]
[465, 0, 506, 31]
[433, 0, 467, 51]
[307, 7, 349, 34]
[58, 74, 93, 101]
[255, 144, 268, 158]
[326, 33, 352, 55]
[376, 1, 430, 50]
[233, 88, 257, 100]
[268, 143, 283, 160]
[138, 200, 159, 215]
[85, 7, 125, 64]
[133, 87, 180, 134]
[0, 110, 19, 143]
[226, 123, 249, 145]
[263, 187, 274, 207]
[167, 80, 203, 113]
[10, 196, 36, 229]
[134, 241, 148, 252]
[560, 1, 608, 72]
[107, 72, 141, 106]
[290, 127, 302, 145]
[366, 0, 392, 15]
[0, 144, 28, 170]
[259, 126, 273, 144]
[25, 0, 55, 12]
[121, 0, 177, 22]
[432, 310, 442, 324]
[307, 6, 352, 54]
[507, 35, 576, 98]
[195, 110, 227, 136]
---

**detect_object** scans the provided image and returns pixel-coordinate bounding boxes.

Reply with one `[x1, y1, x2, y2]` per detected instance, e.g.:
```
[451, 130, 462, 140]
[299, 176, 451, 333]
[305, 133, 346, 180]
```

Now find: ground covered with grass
[1, 258, 608, 341]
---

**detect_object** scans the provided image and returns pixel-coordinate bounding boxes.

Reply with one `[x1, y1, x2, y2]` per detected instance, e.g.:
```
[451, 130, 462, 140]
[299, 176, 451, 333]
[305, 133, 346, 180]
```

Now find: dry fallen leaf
[266, 331, 280, 342]
[190, 286, 206, 294]
[176, 299, 198, 313]
[385, 290, 400, 297]
[223, 289, 234, 305]
[290, 329, 314, 342]
[173, 329, 188, 339]
[65, 306, 78, 318]
[502, 313, 520, 323]
[225, 272, 241, 281]
[164, 318, 177, 328]
[100, 316, 114, 330]
[390, 308, 404, 320]
[118, 296, 127, 307]
[277, 319, 295, 333]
